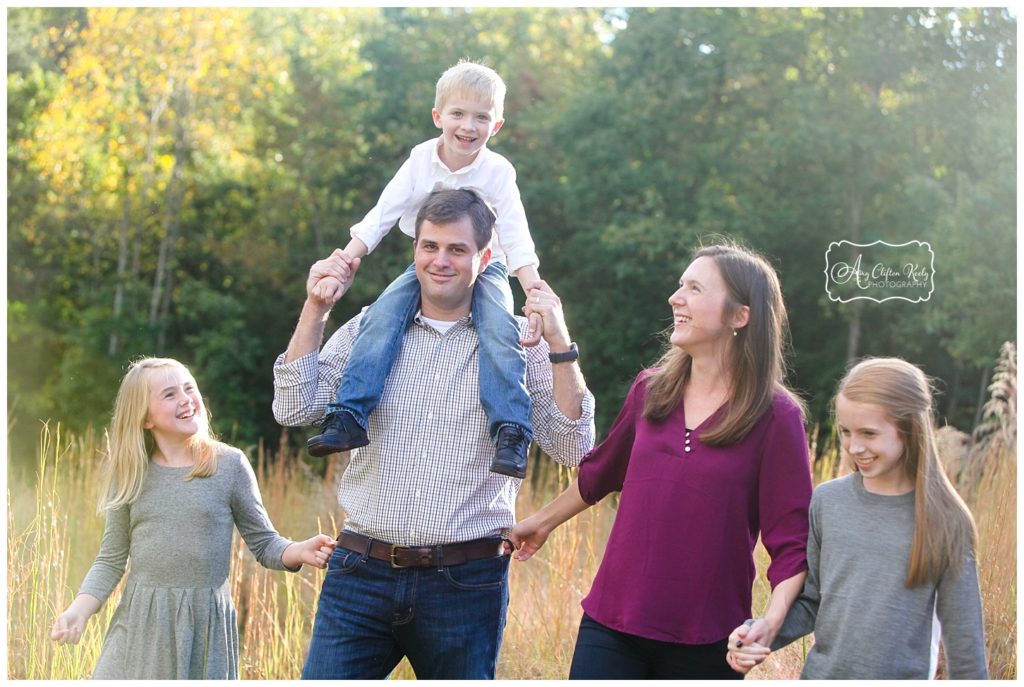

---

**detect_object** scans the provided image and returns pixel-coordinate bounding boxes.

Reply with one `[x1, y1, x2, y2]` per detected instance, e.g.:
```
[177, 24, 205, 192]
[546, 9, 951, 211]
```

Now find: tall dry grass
[7, 411, 1016, 679]
[7, 425, 345, 681]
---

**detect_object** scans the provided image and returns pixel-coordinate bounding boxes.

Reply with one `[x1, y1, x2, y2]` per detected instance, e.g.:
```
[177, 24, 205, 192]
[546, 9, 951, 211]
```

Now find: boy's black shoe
[307, 412, 369, 457]
[490, 425, 530, 479]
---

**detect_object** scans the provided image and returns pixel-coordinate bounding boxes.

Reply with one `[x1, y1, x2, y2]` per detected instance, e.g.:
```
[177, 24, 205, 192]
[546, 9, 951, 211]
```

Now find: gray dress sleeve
[78, 502, 131, 604]
[772, 493, 822, 650]
[937, 551, 989, 678]
[227, 449, 298, 572]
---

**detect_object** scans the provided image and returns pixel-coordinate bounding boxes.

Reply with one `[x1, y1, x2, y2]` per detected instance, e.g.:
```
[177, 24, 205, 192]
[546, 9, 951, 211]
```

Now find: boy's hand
[520, 312, 544, 347]
[50, 609, 90, 645]
[284, 534, 338, 569]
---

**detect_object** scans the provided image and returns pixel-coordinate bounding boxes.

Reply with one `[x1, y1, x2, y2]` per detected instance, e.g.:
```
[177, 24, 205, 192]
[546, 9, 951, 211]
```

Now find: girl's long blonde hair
[100, 357, 224, 511]
[838, 357, 978, 587]
[643, 242, 805, 445]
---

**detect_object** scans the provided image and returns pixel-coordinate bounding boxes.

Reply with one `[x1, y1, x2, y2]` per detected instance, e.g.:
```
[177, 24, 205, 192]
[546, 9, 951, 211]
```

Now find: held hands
[522, 281, 570, 353]
[725, 618, 773, 675]
[311, 276, 345, 304]
[507, 514, 552, 562]
[284, 534, 337, 570]
[521, 312, 544, 348]
[307, 249, 361, 308]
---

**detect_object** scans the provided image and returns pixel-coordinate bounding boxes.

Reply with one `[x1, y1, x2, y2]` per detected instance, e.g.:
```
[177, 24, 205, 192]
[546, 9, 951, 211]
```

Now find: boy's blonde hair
[838, 357, 978, 587]
[435, 60, 506, 122]
[100, 357, 224, 511]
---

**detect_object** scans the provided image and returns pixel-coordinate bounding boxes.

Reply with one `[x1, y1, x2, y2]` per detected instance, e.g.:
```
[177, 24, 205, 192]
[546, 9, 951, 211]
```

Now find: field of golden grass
[7, 423, 1016, 679]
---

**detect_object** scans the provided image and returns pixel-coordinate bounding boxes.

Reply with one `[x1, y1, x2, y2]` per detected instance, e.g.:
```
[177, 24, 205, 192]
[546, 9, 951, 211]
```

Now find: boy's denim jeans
[300, 538, 510, 679]
[331, 261, 532, 441]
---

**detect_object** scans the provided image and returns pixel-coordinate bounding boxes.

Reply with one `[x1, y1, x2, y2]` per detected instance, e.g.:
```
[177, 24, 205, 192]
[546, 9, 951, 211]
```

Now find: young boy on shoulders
[307, 60, 547, 480]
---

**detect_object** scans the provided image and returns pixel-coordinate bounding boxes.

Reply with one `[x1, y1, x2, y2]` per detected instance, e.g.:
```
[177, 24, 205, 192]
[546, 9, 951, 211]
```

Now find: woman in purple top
[510, 243, 813, 679]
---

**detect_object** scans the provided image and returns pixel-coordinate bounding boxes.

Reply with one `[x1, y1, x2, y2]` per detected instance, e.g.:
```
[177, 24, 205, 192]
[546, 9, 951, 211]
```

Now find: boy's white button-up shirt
[348, 136, 539, 273]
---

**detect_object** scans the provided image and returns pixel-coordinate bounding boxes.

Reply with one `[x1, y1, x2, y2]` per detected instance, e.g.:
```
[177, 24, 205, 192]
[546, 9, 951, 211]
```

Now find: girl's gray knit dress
[78, 448, 297, 679]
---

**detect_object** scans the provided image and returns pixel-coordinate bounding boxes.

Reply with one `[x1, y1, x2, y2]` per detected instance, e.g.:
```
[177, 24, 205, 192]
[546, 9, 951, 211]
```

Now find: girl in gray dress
[50, 357, 337, 679]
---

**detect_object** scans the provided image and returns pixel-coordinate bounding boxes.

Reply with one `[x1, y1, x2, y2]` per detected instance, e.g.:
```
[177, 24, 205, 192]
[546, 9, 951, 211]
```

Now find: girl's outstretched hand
[50, 608, 89, 645]
[285, 534, 337, 569]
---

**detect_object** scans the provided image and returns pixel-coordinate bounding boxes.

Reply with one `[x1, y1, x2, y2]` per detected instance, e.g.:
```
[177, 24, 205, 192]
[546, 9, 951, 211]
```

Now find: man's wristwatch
[548, 342, 579, 364]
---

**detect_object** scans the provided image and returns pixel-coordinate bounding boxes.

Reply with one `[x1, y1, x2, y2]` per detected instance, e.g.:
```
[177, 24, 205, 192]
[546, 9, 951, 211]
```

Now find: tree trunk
[944, 364, 961, 425]
[108, 182, 133, 356]
[303, 147, 327, 254]
[149, 86, 193, 349]
[130, 80, 172, 320]
[973, 365, 990, 431]
[844, 188, 864, 364]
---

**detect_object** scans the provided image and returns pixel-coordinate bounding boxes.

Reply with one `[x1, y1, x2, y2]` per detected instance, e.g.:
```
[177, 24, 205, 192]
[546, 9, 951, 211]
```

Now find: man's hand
[311, 276, 345, 304]
[521, 312, 544, 348]
[306, 250, 361, 308]
[522, 280, 571, 352]
[283, 250, 362, 364]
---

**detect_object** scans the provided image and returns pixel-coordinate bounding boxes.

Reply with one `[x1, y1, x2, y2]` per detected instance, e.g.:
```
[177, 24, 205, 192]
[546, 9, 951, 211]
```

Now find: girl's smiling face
[143, 365, 205, 441]
[836, 392, 912, 494]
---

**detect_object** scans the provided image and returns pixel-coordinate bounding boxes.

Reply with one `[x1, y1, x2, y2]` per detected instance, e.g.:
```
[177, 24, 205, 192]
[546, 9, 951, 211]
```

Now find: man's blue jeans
[330, 261, 532, 441]
[300, 536, 511, 679]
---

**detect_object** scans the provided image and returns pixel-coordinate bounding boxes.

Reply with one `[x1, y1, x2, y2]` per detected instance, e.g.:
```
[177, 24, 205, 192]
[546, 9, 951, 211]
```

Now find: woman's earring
[732, 329, 738, 337]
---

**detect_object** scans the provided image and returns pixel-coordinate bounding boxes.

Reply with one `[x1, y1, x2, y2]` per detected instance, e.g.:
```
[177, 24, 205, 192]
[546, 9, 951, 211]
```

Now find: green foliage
[6, 7, 1016, 465]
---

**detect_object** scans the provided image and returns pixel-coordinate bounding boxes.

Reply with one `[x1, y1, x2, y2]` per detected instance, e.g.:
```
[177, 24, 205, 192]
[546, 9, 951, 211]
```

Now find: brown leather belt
[337, 531, 507, 569]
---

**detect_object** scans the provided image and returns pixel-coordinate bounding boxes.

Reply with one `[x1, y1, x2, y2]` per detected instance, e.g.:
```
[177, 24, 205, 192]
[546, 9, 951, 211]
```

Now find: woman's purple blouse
[577, 371, 813, 644]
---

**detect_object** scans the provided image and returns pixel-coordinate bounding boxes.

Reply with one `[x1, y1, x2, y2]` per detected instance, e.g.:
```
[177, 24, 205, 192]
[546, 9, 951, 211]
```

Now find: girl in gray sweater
[727, 357, 988, 679]
[50, 357, 337, 679]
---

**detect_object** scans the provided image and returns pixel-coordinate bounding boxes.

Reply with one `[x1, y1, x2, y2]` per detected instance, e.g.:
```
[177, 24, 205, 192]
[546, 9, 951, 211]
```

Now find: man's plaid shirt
[273, 311, 596, 546]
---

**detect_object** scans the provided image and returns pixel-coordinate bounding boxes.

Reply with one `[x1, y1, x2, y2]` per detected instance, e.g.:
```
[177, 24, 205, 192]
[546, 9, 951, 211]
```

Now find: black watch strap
[548, 342, 579, 364]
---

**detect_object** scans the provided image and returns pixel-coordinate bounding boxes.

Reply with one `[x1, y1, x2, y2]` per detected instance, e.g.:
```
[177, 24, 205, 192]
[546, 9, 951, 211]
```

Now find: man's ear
[477, 247, 492, 274]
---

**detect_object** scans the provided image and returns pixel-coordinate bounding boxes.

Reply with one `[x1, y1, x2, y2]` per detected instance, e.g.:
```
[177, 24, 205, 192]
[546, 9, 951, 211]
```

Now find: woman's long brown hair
[643, 243, 804, 445]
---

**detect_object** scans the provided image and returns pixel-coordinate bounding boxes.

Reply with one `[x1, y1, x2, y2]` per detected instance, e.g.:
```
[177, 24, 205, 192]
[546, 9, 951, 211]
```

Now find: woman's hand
[508, 514, 552, 562]
[726, 621, 772, 674]
[509, 480, 592, 562]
